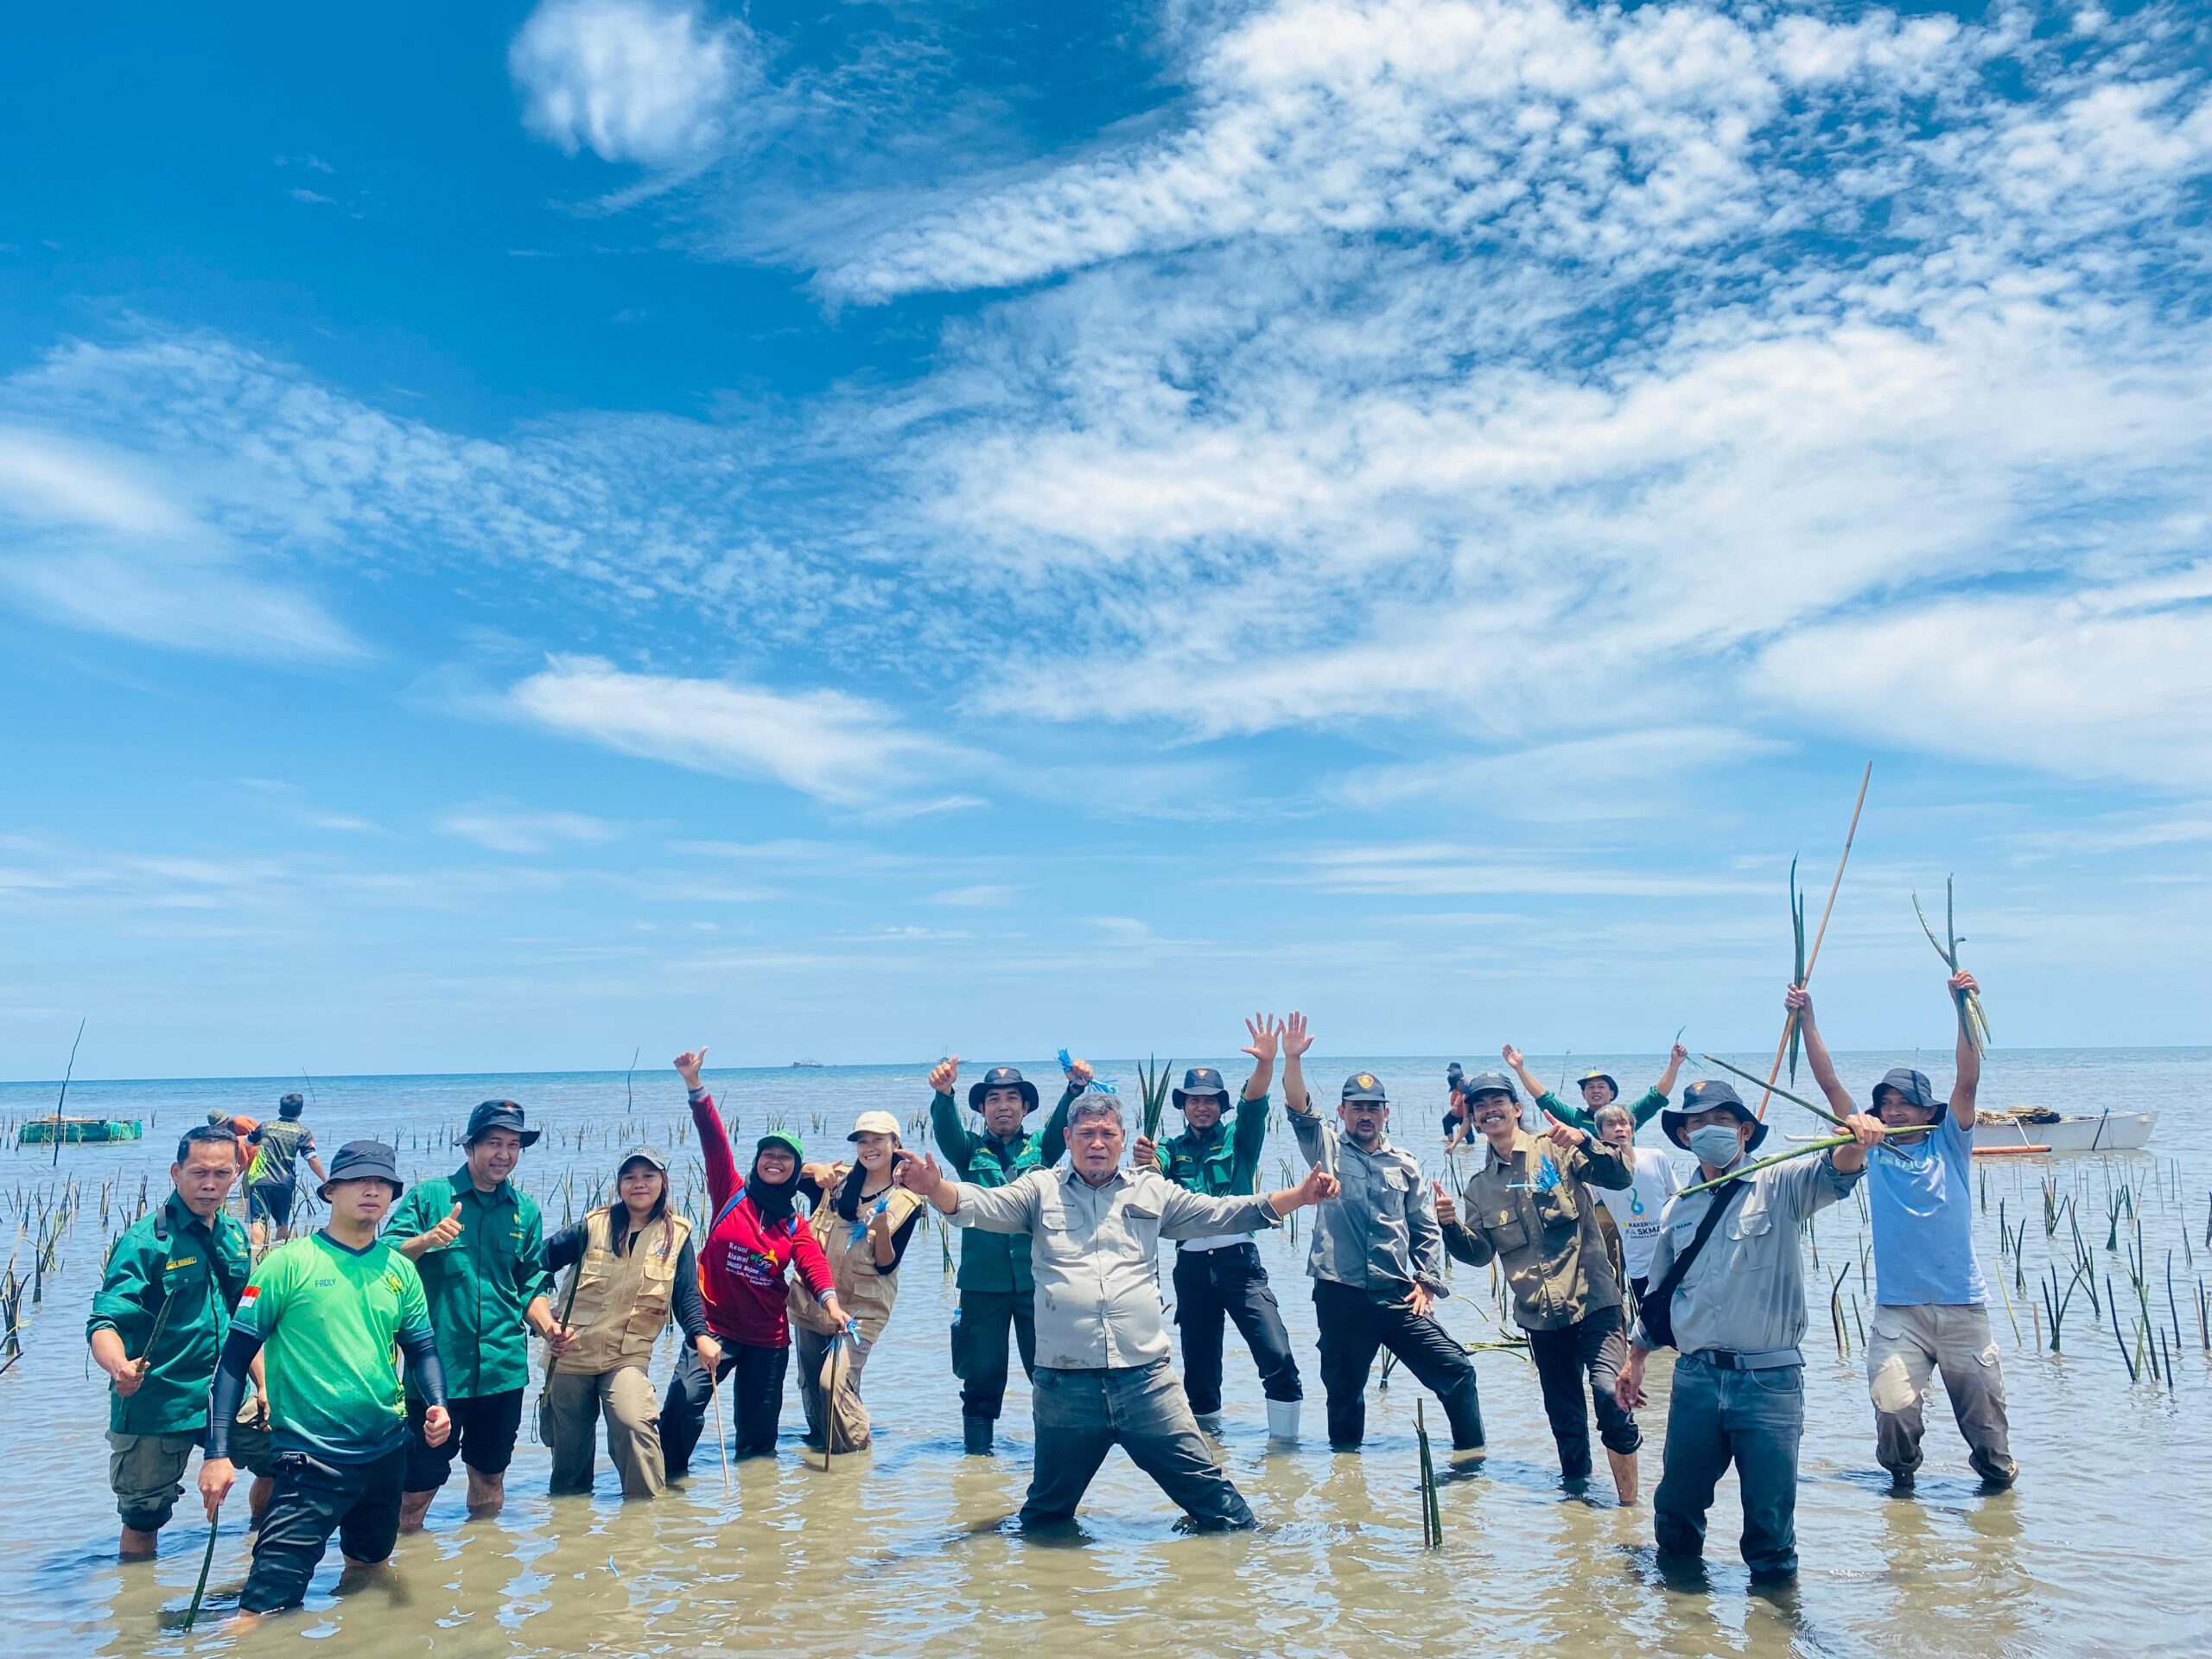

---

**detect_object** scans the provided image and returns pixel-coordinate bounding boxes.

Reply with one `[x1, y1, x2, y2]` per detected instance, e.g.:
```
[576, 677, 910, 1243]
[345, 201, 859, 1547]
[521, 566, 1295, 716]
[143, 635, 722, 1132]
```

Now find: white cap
[848, 1110, 901, 1141]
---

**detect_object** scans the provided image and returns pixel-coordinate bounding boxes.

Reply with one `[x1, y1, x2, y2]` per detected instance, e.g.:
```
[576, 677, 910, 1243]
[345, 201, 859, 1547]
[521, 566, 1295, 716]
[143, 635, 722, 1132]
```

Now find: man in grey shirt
[1280, 1014, 1485, 1457]
[897, 1095, 1338, 1529]
[1616, 1077, 1885, 1583]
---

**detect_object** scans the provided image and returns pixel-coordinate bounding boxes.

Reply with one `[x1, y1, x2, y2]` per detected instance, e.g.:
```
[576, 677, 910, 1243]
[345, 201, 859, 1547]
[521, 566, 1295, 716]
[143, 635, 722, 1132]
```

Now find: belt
[1686, 1346, 1802, 1371]
[1178, 1235, 1258, 1254]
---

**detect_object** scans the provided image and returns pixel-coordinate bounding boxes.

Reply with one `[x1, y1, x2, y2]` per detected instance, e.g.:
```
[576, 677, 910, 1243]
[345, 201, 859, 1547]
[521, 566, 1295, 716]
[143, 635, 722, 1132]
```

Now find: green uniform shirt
[384, 1168, 550, 1399]
[1538, 1085, 1669, 1137]
[236, 1232, 432, 1463]
[930, 1087, 1077, 1292]
[87, 1192, 251, 1435]
[1154, 1092, 1270, 1198]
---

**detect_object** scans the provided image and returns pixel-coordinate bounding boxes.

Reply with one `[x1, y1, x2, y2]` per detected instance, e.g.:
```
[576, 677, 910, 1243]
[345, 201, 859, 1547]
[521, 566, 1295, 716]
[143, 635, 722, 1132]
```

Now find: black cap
[1340, 1071, 1388, 1104]
[1872, 1066, 1945, 1122]
[1660, 1078, 1770, 1153]
[465, 1099, 541, 1147]
[968, 1065, 1041, 1115]
[319, 1140, 404, 1200]
[1173, 1066, 1232, 1109]
[1462, 1071, 1518, 1103]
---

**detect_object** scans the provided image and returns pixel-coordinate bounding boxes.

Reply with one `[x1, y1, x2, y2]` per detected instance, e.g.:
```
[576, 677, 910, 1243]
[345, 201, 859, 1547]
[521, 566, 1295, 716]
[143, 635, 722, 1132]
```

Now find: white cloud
[501, 655, 978, 809]
[1749, 578, 2212, 789]
[1280, 841, 1766, 898]
[1330, 728, 1785, 817]
[438, 805, 625, 855]
[511, 0, 748, 168]
[0, 425, 189, 536]
[926, 884, 1020, 907]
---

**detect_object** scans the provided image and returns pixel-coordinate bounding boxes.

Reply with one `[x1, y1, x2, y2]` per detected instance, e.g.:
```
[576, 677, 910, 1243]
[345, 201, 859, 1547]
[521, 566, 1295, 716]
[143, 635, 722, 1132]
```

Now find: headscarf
[747, 1149, 802, 1225]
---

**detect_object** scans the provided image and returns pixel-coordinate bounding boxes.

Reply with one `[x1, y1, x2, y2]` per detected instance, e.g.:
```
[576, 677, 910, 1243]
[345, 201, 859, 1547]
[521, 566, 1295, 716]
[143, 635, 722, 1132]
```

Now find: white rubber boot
[1267, 1400, 1300, 1443]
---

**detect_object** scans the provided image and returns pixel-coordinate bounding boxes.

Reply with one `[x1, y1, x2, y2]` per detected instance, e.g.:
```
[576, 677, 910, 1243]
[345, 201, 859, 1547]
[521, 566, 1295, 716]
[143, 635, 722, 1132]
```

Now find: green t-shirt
[236, 1232, 431, 1464]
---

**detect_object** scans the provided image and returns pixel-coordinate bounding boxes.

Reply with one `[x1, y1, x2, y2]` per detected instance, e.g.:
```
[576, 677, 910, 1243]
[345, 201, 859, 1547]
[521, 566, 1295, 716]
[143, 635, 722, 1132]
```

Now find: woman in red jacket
[661, 1048, 854, 1471]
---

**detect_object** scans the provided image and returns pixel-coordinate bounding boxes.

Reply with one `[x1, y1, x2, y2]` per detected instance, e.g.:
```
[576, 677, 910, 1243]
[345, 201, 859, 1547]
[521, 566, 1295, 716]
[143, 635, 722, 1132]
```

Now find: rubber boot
[963, 1415, 995, 1456]
[1440, 1374, 1486, 1459]
[1267, 1400, 1300, 1444]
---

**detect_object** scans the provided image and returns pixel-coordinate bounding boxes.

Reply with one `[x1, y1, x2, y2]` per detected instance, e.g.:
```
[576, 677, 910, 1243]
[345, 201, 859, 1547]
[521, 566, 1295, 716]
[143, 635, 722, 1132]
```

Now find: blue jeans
[1653, 1354, 1805, 1579]
[1022, 1360, 1256, 1530]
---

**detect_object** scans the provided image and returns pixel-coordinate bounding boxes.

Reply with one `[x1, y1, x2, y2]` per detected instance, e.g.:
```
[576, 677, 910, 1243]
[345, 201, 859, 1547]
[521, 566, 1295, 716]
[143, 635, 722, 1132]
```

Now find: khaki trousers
[795, 1325, 877, 1451]
[545, 1365, 666, 1498]
[1866, 1302, 2016, 1484]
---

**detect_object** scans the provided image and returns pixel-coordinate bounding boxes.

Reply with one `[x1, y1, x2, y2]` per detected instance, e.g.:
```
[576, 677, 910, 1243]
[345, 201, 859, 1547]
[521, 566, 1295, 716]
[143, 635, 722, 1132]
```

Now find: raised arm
[927, 1057, 976, 1175]
[1038, 1058, 1091, 1166]
[1785, 986, 1857, 1118]
[1948, 969, 1981, 1128]
[676, 1047, 741, 1212]
[1281, 1011, 1331, 1169]
[1501, 1045, 1550, 1105]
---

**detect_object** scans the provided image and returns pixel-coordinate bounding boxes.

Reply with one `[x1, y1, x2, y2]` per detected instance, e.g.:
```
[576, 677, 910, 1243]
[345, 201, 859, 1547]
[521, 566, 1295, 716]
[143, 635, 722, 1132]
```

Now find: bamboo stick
[1757, 764, 1870, 1121]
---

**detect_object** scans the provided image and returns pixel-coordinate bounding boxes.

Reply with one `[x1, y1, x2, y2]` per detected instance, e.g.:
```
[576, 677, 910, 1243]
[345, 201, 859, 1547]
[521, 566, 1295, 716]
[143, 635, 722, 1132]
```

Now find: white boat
[1971, 1109, 2155, 1154]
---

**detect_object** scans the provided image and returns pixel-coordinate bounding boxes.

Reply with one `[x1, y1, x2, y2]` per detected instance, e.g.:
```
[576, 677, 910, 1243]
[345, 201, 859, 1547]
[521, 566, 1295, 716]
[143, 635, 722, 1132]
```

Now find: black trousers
[1313, 1279, 1484, 1451]
[951, 1288, 1037, 1421]
[240, 1447, 406, 1614]
[660, 1338, 790, 1472]
[1526, 1307, 1640, 1479]
[1173, 1243, 1302, 1414]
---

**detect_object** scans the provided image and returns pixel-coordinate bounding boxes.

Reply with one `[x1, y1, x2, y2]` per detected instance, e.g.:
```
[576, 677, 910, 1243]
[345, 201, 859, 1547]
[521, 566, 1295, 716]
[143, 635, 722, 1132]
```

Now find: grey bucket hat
[1659, 1078, 1770, 1154]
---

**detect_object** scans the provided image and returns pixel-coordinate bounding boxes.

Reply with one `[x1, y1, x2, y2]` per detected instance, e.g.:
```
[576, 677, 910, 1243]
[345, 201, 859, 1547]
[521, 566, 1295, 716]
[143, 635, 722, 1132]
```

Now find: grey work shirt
[950, 1164, 1281, 1370]
[1286, 1102, 1447, 1298]
[1631, 1149, 1864, 1359]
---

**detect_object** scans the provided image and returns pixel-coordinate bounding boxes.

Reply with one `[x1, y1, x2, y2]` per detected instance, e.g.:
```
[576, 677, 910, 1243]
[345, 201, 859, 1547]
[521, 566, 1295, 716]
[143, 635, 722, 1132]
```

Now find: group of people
[86, 965, 2016, 1619]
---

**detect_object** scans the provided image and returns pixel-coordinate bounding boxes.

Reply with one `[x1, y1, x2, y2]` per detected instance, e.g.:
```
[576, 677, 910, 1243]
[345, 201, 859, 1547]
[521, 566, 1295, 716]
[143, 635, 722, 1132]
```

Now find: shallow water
[4, 1048, 2209, 1658]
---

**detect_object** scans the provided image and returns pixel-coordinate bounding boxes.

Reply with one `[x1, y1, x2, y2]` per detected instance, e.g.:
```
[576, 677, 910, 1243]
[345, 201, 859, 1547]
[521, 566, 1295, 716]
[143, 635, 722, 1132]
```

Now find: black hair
[612, 1157, 670, 1249]
[278, 1092, 305, 1118]
[175, 1122, 240, 1166]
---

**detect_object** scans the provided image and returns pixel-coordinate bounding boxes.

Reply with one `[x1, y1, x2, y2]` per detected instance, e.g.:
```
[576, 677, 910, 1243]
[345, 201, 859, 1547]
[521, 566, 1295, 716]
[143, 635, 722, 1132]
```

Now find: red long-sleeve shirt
[690, 1090, 834, 1348]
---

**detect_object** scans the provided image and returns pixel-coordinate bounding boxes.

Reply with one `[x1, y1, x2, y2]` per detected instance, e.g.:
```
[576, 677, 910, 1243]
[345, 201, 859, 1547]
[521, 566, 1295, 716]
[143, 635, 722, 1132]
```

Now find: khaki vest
[554, 1208, 694, 1376]
[788, 1183, 925, 1339]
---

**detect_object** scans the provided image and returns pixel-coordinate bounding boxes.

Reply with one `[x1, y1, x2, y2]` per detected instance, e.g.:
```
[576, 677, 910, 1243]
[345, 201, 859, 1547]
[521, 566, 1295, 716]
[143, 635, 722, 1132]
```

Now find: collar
[1060, 1163, 1128, 1192]
[453, 1166, 514, 1205]
[1480, 1128, 1535, 1172]
[165, 1190, 220, 1236]
[1179, 1121, 1228, 1151]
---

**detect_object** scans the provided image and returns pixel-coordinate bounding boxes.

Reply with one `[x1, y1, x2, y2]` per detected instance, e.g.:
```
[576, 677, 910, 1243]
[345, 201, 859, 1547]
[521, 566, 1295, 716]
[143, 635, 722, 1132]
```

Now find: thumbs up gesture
[421, 1201, 465, 1250]
[1541, 1109, 1586, 1154]
[1431, 1178, 1459, 1227]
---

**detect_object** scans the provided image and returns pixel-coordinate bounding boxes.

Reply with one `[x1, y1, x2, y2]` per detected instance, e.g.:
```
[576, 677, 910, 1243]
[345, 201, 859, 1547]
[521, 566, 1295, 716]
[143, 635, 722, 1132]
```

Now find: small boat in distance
[790, 1059, 825, 1068]
[21, 1116, 143, 1146]
[1973, 1108, 2155, 1154]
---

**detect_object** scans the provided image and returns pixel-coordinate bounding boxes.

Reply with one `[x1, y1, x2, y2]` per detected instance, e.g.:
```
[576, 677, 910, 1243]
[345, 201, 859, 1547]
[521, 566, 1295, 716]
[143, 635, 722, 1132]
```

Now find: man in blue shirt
[1795, 969, 2017, 1493]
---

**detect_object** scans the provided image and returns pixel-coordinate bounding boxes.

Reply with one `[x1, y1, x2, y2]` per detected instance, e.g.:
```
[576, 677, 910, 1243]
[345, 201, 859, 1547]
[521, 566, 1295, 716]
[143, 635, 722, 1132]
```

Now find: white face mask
[1687, 1122, 1746, 1169]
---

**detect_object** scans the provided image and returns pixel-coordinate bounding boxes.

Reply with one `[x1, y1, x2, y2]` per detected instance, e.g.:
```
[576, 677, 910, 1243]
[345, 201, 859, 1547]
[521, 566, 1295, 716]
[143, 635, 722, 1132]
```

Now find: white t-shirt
[1596, 1147, 1681, 1280]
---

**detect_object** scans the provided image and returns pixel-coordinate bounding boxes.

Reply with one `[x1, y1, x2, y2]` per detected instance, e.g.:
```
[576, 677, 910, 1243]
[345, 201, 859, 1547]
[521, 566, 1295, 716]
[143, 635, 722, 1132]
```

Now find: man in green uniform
[200, 1141, 451, 1624]
[86, 1122, 276, 1557]
[928, 1056, 1085, 1454]
[1133, 1014, 1305, 1441]
[385, 1100, 558, 1529]
[1500, 1041, 1688, 1135]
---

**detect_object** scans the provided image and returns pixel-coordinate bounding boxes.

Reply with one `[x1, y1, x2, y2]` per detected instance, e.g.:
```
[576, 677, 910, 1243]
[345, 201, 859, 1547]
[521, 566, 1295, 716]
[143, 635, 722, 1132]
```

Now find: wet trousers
[660, 1338, 789, 1473]
[546, 1365, 665, 1497]
[1866, 1302, 2016, 1484]
[1021, 1359, 1255, 1530]
[1527, 1307, 1640, 1479]
[1653, 1353, 1804, 1580]
[950, 1288, 1036, 1421]
[1173, 1243, 1302, 1414]
[1313, 1278, 1484, 1451]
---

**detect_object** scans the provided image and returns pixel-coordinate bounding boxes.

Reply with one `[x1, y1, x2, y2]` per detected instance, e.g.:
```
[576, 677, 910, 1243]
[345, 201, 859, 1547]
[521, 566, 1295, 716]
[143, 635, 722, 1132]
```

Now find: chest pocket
[1532, 1181, 1581, 1232]
[1376, 1165, 1413, 1217]
[1726, 1202, 1775, 1268]
[1481, 1208, 1529, 1255]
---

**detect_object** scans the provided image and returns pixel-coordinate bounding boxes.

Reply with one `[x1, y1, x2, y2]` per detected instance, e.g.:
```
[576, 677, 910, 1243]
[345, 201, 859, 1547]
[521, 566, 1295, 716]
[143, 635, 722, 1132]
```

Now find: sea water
[3, 1046, 2207, 1657]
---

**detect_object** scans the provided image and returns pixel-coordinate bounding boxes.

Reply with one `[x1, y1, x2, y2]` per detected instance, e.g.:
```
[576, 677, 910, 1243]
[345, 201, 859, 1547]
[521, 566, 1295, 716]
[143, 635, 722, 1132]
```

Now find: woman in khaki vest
[792, 1111, 927, 1452]
[543, 1147, 717, 1497]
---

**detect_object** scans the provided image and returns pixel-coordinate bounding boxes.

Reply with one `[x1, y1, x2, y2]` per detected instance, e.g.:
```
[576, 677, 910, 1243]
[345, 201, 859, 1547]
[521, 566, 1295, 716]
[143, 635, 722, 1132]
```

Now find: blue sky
[3, 0, 2208, 1080]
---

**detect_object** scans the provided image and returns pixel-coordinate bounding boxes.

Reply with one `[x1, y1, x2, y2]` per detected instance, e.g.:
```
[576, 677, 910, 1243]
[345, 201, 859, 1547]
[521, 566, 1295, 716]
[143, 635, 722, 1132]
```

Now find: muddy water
[4, 1049, 2208, 1658]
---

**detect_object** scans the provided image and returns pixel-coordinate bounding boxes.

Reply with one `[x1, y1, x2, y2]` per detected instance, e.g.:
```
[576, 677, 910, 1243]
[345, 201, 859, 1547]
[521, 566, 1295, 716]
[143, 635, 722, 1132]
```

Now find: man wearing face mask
[1615, 1073, 1886, 1584]
[1281, 1014, 1484, 1459]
